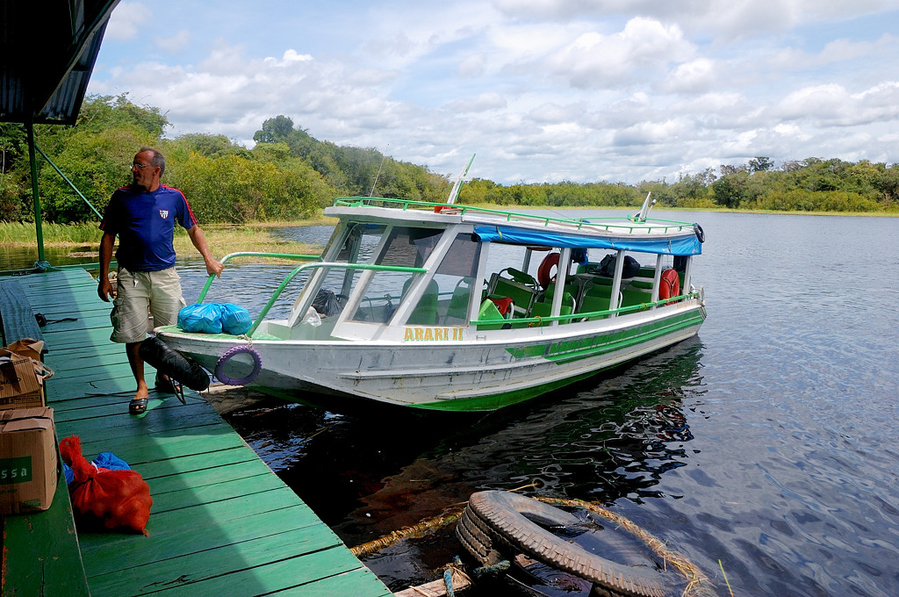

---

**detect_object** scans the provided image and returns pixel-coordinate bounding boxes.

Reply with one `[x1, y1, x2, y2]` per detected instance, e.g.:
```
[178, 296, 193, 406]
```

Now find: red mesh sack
[59, 436, 153, 534]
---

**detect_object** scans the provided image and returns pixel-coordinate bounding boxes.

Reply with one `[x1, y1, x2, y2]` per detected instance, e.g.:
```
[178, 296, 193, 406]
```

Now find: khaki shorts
[110, 267, 185, 343]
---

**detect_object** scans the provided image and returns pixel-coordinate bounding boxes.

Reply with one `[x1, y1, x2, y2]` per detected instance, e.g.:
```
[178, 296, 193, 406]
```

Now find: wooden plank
[1, 469, 91, 597]
[3, 268, 391, 597]
[121, 446, 261, 480]
[82, 507, 336, 580]
[149, 472, 281, 513]
[90, 543, 374, 597]
[272, 568, 393, 597]
[147, 459, 274, 494]
[393, 569, 471, 597]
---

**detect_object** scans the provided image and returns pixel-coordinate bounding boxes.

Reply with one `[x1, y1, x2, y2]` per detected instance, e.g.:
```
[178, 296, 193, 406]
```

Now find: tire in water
[462, 491, 665, 597]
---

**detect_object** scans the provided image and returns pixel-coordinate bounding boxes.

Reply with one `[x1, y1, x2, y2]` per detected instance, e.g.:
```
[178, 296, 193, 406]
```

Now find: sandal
[155, 376, 180, 393]
[129, 398, 148, 415]
[156, 375, 186, 405]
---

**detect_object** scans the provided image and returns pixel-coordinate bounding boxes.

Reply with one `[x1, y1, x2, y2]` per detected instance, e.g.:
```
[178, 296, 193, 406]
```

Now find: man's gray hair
[139, 147, 166, 177]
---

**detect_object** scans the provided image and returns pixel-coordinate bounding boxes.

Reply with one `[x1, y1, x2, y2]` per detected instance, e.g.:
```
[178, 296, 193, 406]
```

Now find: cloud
[90, 0, 899, 184]
[543, 18, 695, 89]
[154, 30, 190, 54]
[105, 1, 153, 41]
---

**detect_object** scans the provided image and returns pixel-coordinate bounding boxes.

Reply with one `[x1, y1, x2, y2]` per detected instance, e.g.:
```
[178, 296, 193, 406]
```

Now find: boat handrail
[471, 291, 700, 327]
[197, 251, 322, 303]
[332, 196, 696, 236]
[240, 261, 427, 336]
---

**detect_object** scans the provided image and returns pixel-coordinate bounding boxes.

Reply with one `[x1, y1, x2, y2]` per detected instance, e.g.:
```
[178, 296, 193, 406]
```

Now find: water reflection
[225, 338, 705, 589]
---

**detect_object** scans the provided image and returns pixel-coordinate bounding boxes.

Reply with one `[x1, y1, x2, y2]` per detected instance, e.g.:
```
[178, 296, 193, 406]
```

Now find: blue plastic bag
[178, 303, 223, 333]
[219, 303, 252, 335]
[63, 452, 131, 485]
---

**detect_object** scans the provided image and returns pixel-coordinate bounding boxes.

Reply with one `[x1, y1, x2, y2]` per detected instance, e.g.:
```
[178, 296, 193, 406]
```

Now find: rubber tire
[465, 491, 665, 597]
[214, 345, 262, 385]
[456, 507, 503, 565]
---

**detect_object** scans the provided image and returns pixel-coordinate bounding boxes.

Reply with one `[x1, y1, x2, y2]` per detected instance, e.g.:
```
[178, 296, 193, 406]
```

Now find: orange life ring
[659, 268, 680, 300]
[537, 252, 560, 289]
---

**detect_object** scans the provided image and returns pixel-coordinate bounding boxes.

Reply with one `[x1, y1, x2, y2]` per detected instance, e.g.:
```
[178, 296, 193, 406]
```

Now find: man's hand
[98, 276, 116, 302]
[206, 258, 224, 277]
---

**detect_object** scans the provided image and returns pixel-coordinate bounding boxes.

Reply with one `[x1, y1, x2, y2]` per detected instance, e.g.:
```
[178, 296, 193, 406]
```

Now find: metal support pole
[25, 120, 46, 264]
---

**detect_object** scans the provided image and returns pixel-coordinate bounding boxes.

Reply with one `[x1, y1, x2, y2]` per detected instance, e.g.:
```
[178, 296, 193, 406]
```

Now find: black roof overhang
[1, 0, 120, 125]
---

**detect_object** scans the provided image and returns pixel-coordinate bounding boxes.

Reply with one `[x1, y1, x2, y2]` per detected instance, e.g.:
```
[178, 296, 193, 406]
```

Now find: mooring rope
[350, 494, 714, 597]
[534, 497, 712, 597]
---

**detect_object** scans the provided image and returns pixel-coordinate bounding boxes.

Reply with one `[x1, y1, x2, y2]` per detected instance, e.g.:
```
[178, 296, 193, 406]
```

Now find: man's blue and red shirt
[100, 184, 198, 272]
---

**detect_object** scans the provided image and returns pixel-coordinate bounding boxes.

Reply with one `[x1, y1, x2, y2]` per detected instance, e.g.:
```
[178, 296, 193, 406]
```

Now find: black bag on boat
[598, 254, 640, 278]
[138, 336, 210, 391]
[312, 288, 342, 317]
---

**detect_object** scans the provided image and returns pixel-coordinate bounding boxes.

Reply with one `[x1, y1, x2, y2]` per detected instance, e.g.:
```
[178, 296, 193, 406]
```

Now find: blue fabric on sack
[219, 303, 252, 335]
[63, 452, 132, 485]
[178, 303, 223, 333]
[178, 302, 253, 335]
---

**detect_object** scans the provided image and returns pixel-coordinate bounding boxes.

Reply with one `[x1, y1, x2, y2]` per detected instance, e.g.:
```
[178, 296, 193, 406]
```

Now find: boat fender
[215, 345, 263, 385]
[537, 252, 560, 289]
[460, 491, 666, 597]
[138, 336, 210, 391]
[694, 223, 705, 243]
[659, 268, 680, 301]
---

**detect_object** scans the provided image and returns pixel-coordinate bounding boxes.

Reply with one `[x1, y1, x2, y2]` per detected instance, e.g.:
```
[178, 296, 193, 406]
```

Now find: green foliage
[2, 97, 898, 227]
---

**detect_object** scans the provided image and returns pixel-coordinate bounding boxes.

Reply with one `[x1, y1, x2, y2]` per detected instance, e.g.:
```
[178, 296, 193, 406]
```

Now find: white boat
[156, 194, 706, 412]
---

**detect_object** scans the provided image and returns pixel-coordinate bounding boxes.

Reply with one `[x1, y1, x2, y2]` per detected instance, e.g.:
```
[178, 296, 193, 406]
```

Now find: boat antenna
[446, 153, 476, 204]
[369, 145, 389, 197]
[634, 191, 655, 222]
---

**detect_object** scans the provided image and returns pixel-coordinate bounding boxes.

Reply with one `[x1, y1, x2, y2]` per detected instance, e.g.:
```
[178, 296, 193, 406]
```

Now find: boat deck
[1, 267, 391, 597]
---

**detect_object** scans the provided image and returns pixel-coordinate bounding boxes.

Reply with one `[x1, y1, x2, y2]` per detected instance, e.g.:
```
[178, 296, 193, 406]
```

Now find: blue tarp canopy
[473, 225, 702, 256]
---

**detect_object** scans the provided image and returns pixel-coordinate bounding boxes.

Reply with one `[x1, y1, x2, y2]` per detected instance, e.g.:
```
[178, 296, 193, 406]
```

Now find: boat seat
[476, 298, 511, 330]
[445, 277, 474, 323]
[487, 269, 539, 317]
[403, 278, 440, 325]
[620, 286, 653, 308]
[578, 295, 612, 320]
[530, 292, 575, 324]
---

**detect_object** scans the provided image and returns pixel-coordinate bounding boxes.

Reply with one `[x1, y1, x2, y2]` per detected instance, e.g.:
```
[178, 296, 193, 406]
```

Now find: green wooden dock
[1, 267, 392, 597]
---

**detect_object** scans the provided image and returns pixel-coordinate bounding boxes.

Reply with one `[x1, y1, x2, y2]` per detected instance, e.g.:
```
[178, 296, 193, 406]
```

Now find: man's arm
[98, 232, 116, 301]
[187, 225, 224, 277]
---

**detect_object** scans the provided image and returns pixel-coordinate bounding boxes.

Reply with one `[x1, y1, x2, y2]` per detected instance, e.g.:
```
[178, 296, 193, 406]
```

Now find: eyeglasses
[131, 163, 150, 170]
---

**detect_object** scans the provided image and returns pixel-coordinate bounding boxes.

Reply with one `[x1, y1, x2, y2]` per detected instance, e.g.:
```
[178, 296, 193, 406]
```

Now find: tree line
[0, 95, 896, 225]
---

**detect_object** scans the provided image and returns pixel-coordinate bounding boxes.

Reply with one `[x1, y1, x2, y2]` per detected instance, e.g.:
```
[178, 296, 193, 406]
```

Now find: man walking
[97, 147, 223, 414]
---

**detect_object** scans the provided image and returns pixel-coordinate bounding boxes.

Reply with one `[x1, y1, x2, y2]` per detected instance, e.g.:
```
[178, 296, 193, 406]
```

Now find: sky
[88, 0, 899, 185]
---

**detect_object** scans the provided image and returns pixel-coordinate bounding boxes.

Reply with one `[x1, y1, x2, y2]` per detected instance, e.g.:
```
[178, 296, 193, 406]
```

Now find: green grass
[0, 219, 333, 259]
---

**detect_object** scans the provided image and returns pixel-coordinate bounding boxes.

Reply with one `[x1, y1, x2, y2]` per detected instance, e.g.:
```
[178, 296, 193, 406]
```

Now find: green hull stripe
[412, 311, 705, 412]
[541, 310, 704, 364]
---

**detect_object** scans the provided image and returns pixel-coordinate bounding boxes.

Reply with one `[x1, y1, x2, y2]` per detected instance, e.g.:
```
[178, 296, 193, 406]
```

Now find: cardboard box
[5, 338, 45, 362]
[0, 407, 57, 515]
[0, 350, 46, 411]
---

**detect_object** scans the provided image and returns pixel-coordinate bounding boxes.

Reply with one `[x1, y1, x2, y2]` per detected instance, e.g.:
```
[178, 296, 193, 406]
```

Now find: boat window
[311, 223, 388, 316]
[346, 226, 444, 324]
[434, 234, 482, 325]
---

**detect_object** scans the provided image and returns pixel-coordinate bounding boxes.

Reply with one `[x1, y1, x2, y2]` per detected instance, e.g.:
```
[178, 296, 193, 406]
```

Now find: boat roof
[325, 197, 703, 256]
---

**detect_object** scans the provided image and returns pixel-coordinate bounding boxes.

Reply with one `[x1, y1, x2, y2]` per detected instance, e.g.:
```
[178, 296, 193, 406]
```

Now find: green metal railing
[198, 252, 426, 336]
[471, 291, 700, 328]
[332, 196, 697, 235]
[196, 252, 321, 303]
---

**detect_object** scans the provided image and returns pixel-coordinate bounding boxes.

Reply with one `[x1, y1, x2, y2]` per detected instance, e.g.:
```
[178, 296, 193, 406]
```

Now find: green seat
[476, 299, 508, 330]
[404, 278, 440, 325]
[488, 272, 539, 317]
[578, 295, 611, 320]
[445, 277, 474, 323]
[531, 292, 575, 324]
[620, 287, 652, 308]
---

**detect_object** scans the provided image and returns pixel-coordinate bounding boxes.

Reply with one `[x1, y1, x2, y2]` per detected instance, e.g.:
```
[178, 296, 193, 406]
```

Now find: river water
[6, 211, 897, 596]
